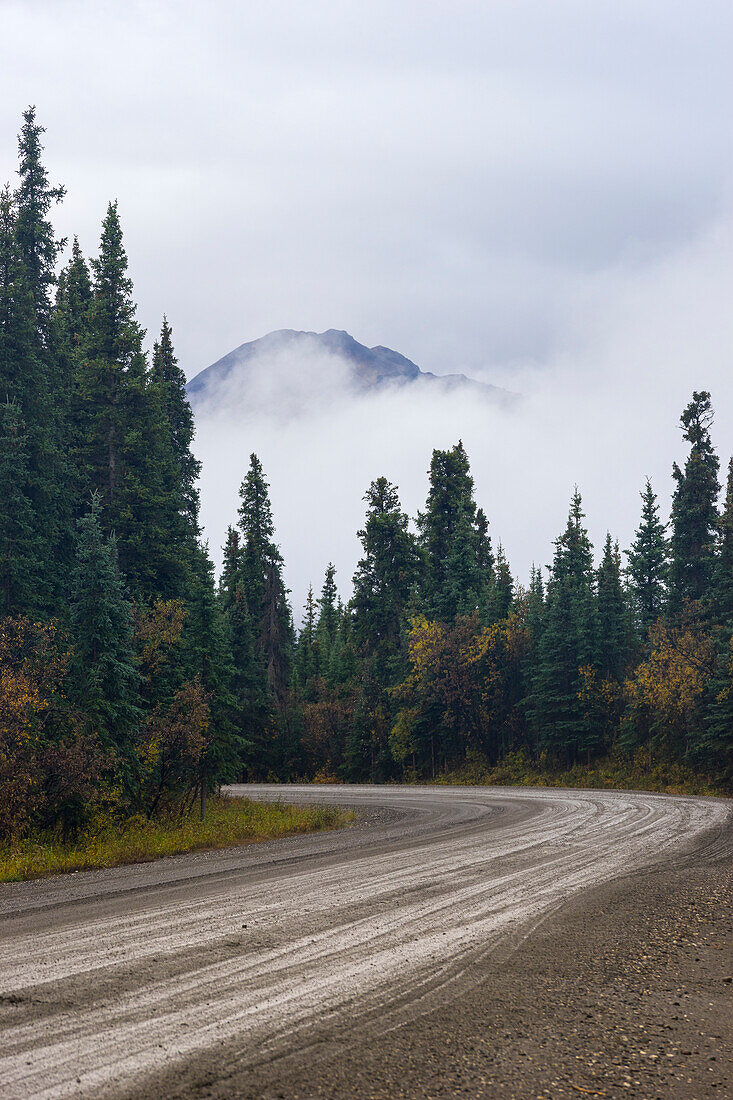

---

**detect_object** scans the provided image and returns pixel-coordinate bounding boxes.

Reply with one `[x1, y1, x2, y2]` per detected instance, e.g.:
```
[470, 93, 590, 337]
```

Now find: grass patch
[430, 749, 731, 798]
[0, 796, 355, 883]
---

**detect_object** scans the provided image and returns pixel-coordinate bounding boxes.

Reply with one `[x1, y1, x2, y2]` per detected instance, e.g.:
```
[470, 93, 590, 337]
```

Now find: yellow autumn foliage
[624, 620, 714, 748]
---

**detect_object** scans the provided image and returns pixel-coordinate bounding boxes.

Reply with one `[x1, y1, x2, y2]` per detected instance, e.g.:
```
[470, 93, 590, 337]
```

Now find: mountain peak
[186, 328, 514, 414]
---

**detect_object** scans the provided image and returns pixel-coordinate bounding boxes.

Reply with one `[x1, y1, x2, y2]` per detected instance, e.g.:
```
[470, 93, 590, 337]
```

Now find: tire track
[0, 785, 728, 1099]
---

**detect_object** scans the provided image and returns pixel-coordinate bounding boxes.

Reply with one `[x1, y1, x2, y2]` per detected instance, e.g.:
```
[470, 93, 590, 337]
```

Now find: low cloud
[194, 203, 733, 616]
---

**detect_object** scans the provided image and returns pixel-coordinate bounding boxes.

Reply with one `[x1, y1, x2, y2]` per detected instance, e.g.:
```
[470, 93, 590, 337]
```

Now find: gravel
[0, 784, 729, 1099]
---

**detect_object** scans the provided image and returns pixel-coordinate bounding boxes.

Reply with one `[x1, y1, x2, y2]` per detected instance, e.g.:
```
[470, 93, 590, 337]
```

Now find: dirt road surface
[0, 785, 730, 1099]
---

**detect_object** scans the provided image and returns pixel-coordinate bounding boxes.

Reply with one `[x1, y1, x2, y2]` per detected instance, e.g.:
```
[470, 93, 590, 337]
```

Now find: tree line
[285, 404, 732, 787]
[1, 111, 730, 842]
[1, 109, 238, 837]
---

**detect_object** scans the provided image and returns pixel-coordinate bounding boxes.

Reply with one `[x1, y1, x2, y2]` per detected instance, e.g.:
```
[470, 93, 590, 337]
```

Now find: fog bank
[194, 204, 733, 614]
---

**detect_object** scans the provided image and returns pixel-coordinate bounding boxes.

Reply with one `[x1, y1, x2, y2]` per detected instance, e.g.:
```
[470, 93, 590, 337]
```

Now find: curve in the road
[0, 785, 729, 1099]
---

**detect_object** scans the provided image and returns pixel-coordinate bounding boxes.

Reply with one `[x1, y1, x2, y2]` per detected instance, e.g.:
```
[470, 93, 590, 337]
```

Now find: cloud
[1, 2, 731, 615]
[2, 1, 731, 377]
[193, 201, 733, 615]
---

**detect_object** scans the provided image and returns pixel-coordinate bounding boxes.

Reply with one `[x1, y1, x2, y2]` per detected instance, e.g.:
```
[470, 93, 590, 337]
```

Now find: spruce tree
[352, 478, 420, 662]
[418, 441, 489, 621]
[525, 490, 598, 763]
[625, 478, 668, 637]
[442, 506, 484, 620]
[0, 400, 35, 612]
[0, 187, 46, 612]
[701, 651, 733, 781]
[526, 566, 545, 641]
[304, 563, 338, 683]
[0, 186, 39, 421]
[700, 460, 733, 779]
[296, 585, 319, 693]
[318, 563, 339, 645]
[522, 565, 546, 755]
[669, 392, 720, 612]
[183, 546, 244, 783]
[596, 533, 630, 681]
[135, 319, 201, 601]
[488, 543, 514, 622]
[150, 317, 201, 530]
[225, 582, 265, 775]
[81, 201, 145, 522]
[350, 478, 419, 780]
[14, 108, 70, 605]
[475, 507, 494, 577]
[218, 521, 271, 776]
[329, 600, 357, 687]
[14, 107, 65, 329]
[117, 358, 187, 600]
[55, 238, 93, 492]
[55, 237, 92, 351]
[69, 494, 140, 769]
[237, 454, 293, 710]
[219, 526, 242, 610]
[713, 458, 733, 625]
[82, 205, 184, 601]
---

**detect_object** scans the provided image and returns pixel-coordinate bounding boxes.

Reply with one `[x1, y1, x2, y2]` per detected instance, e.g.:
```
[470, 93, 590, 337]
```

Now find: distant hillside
[186, 328, 515, 412]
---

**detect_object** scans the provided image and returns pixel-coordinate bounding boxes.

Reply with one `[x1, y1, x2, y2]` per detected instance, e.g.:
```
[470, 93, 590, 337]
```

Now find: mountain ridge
[186, 328, 515, 410]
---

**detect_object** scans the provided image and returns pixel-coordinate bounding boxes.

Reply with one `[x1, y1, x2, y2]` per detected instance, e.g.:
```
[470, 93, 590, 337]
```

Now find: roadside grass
[430, 749, 730, 797]
[0, 796, 355, 883]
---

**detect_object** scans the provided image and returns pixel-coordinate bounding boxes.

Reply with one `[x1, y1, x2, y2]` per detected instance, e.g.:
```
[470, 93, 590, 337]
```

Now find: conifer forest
[1, 109, 731, 843]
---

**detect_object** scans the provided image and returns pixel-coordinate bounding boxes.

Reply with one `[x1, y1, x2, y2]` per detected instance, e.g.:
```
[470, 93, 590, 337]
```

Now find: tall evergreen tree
[218, 522, 271, 776]
[442, 506, 487, 620]
[526, 490, 598, 762]
[117, 358, 187, 600]
[0, 186, 39, 420]
[136, 318, 202, 600]
[296, 585, 319, 692]
[0, 187, 45, 612]
[237, 454, 293, 709]
[219, 526, 242, 610]
[14, 108, 71, 603]
[0, 399, 35, 612]
[713, 457, 733, 625]
[669, 392, 720, 612]
[418, 441, 489, 621]
[55, 238, 92, 457]
[526, 565, 545, 641]
[223, 581, 264, 776]
[625, 478, 668, 637]
[68, 495, 140, 767]
[352, 478, 420, 661]
[701, 646, 733, 781]
[150, 317, 201, 529]
[80, 200, 145, 520]
[81, 205, 185, 600]
[14, 106, 65, 329]
[488, 543, 514, 622]
[318, 563, 339, 644]
[475, 507, 494, 577]
[183, 546, 244, 783]
[349, 478, 420, 779]
[700, 460, 733, 780]
[55, 237, 92, 351]
[596, 533, 630, 681]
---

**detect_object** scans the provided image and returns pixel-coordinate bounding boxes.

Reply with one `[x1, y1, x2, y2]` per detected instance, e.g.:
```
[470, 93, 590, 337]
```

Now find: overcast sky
[2, 1, 733, 604]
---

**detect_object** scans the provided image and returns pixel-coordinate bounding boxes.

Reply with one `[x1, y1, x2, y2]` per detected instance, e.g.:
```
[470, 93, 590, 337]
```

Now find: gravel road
[0, 785, 730, 1099]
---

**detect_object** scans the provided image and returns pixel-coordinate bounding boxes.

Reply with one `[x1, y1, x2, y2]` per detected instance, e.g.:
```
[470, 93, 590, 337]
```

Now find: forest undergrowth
[429, 748, 729, 797]
[0, 797, 354, 883]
